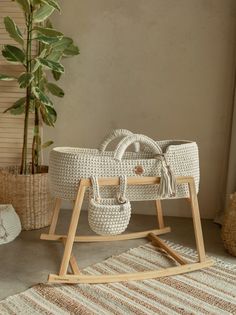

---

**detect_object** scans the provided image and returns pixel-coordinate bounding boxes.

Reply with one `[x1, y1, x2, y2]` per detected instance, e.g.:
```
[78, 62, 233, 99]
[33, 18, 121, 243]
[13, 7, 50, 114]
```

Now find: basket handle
[113, 134, 176, 198]
[99, 129, 140, 153]
[114, 134, 163, 161]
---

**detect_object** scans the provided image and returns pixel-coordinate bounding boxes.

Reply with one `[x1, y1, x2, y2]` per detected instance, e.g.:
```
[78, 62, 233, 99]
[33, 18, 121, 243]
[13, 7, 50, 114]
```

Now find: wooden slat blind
[0, 0, 33, 167]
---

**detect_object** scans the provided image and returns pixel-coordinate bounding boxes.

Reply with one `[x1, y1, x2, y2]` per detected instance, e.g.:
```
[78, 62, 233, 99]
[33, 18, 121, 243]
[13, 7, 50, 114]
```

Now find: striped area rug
[0, 242, 236, 315]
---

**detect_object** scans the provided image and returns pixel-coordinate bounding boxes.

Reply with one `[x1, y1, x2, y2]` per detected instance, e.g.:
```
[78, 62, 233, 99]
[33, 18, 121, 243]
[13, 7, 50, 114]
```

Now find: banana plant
[0, 0, 79, 174]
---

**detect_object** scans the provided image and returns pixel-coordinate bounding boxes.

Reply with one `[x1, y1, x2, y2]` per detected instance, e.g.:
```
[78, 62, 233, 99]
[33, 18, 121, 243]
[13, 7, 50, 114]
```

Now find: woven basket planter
[221, 192, 236, 256]
[0, 166, 54, 231]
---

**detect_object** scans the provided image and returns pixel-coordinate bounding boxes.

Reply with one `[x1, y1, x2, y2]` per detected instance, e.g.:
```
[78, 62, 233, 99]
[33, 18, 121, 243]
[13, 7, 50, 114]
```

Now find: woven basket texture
[49, 140, 200, 201]
[88, 175, 131, 235]
[0, 166, 54, 231]
[222, 192, 236, 256]
[88, 198, 131, 235]
[0, 204, 21, 244]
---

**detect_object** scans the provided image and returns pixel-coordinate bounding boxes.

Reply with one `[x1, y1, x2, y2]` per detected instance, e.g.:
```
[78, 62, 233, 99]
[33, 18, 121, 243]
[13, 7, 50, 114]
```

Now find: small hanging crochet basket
[221, 192, 236, 256]
[88, 176, 131, 235]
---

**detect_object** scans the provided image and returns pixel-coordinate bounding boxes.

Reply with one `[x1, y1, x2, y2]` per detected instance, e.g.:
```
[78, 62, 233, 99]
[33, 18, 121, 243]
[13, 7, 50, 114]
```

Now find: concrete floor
[0, 210, 235, 301]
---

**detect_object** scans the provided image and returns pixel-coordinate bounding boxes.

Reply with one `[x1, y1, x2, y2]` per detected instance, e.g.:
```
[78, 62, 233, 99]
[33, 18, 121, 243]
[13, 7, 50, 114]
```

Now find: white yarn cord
[0, 211, 9, 241]
[91, 175, 128, 204]
[91, 176, 101, 201]
[117, 175, 128, 204]
[158, 155, 177, 198]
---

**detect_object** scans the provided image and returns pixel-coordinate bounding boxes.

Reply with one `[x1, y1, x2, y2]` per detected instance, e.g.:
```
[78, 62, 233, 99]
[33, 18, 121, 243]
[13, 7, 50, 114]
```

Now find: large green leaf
[3, 97, 26, 115]
[32, 59, 41, 73]
[32, 52, 47, 73]
[18, 72, 34, 88]
[33, 4, 55, 23]
[42, 140, 53, 148]
[4, 17, 24, 46]
[42, 0, 60, 12]
[15, 0, 30, 13]
[32, 86, 53, 107]
[2, 45, 25, 64]
[40, 103, 57, 126]
[35, 34, 62, 45]
[64, 43, 80, 56]
[45, 19, 53, 29]
[51, 36, 73, 52]
[38, 48, 47, 58]
[0, 74, 17, 81]
[47, 50, 63, 62]
[52, 70, 62, 81]
[31, 0, 43, 5]
[47, 82, 64, 97]
[34, 26, 63, 37]
[37, 58, 64, 73]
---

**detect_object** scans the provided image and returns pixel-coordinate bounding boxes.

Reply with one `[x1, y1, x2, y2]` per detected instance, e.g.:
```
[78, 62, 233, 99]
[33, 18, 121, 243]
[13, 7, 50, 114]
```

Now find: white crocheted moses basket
[49, 129, 200, 202]
[88, 176, 131, 235]
[0, 204, 21, 245]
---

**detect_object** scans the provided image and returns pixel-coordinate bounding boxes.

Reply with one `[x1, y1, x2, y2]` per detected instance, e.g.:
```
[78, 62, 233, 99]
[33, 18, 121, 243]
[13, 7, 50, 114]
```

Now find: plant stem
[32, 105, 40, 174]
[20, 11, 32, 175]
[32, 25, 43, 174]
[31, 133, 35, 175]
[35, 107, 40, 172]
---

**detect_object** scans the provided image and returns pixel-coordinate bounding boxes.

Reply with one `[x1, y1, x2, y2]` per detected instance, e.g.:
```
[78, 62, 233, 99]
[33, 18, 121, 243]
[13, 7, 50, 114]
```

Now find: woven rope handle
[117, 175, 128, 203]
[91, 175, 128, 203]
[91, 176, 101, 201]
[114, 134, 163, 161]
[99, 129, 140, 153]
[114, 134, 176, 198]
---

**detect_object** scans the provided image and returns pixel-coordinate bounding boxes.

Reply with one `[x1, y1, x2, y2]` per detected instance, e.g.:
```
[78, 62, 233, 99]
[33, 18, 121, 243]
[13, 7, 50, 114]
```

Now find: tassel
[158, 157, 176, 198]
[167, 165, 177, 197]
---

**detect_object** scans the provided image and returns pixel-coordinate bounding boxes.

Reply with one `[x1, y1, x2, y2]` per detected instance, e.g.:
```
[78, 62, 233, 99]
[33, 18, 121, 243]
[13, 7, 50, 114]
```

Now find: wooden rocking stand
[40, 176, 214, 284]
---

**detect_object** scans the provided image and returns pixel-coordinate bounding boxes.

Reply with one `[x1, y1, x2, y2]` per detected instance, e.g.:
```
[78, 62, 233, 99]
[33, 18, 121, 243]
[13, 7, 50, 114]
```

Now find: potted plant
[221, 192, 236, 256]
[0, 0, 79, 230]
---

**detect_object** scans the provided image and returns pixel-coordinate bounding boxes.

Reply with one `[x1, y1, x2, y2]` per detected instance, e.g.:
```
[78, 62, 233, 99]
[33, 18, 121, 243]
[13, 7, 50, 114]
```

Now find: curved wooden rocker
[40, 176, 214, 284]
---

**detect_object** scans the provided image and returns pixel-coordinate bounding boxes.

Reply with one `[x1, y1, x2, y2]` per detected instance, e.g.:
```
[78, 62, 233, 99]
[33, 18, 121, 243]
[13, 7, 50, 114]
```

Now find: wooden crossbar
[40, 227, 171, 242]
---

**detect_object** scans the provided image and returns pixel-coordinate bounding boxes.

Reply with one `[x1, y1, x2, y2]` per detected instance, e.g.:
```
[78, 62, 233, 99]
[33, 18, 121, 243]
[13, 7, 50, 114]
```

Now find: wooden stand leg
[188, 179, 206, 262]
[155, 200, 165, 229]
[59, 181, 86, 276]
[49, 198, 61, 234]
[62, 239, 80, 275]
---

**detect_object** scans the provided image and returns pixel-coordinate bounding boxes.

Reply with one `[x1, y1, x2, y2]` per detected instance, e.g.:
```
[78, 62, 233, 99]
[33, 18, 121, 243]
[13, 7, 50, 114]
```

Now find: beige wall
[45, 0, 236, 218]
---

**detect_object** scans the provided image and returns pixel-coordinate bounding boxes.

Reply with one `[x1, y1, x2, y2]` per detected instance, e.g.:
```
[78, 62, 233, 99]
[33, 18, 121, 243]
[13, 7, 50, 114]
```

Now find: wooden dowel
[79, 176, 192, 188]
[41, 227, 171, 243]
[148, 233, 187, 265]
